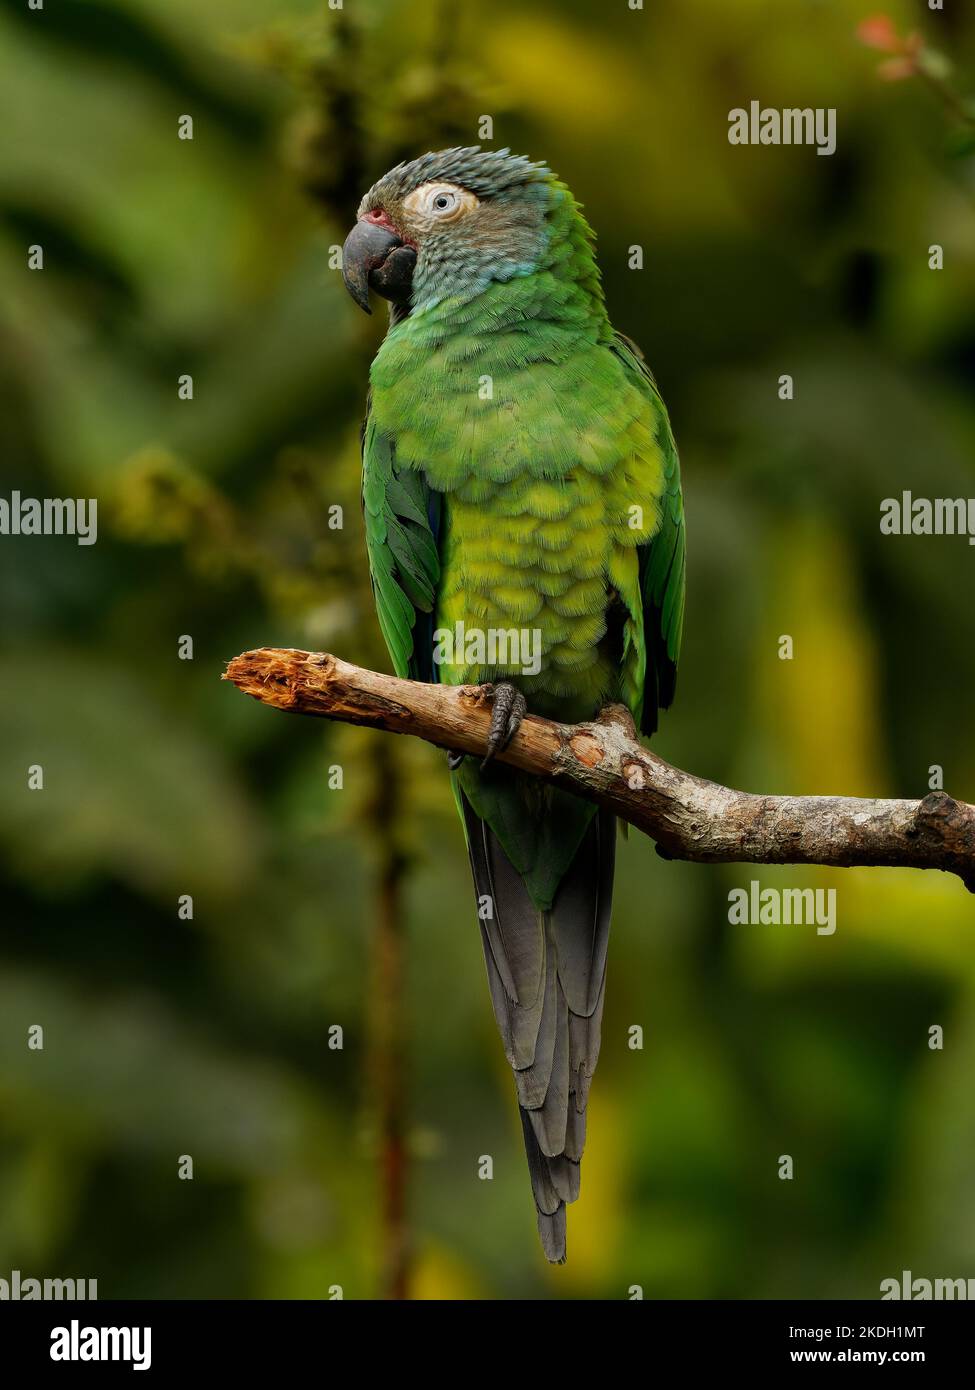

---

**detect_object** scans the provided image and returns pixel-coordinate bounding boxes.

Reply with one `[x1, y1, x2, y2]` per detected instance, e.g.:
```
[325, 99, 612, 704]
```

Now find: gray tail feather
[461, 794, 615, 1263]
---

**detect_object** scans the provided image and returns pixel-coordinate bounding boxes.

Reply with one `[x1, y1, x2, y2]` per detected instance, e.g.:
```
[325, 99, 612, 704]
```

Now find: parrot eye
[403, 181, 478, 224]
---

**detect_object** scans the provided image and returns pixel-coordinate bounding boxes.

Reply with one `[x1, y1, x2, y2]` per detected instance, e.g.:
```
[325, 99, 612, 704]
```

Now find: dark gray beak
[342, 220, 417, 315]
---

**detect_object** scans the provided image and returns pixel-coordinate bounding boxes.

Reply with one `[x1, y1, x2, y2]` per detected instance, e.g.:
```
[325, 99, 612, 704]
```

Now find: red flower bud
[857, 14, 902, 54]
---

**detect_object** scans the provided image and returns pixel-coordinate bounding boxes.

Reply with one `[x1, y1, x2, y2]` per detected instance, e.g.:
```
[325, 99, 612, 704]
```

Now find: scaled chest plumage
[367, 294, 668, 723]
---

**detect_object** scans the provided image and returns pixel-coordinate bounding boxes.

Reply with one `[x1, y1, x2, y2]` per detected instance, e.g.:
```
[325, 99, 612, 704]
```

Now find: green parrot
[342, 147, 685, 1263]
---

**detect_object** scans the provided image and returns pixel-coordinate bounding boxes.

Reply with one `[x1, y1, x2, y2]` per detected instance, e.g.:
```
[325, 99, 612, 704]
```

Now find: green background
[1, 0, 974, 1299]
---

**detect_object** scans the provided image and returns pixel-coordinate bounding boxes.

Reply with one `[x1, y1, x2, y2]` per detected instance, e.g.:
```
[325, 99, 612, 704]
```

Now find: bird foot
[480, 681, 527, 770]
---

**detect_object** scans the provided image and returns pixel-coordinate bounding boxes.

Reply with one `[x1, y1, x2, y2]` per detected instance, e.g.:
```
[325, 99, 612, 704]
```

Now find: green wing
[611, 333, 686, 736]
[360, 400, 442, 681]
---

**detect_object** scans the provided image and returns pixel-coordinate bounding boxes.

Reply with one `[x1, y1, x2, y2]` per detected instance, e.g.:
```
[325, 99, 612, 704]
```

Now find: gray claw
[481, 682, 527, 769]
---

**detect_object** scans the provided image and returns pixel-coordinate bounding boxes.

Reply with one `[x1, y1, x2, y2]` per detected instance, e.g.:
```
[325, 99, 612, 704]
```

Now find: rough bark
[223, 647, 975, 892]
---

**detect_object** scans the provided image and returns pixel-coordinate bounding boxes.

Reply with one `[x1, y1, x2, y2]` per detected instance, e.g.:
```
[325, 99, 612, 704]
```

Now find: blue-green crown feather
[357, 146, 552, 216]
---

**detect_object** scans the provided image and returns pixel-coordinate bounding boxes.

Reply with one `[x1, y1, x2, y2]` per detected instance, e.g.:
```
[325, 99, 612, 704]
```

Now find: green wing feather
[360, 401, 442, 681]
[611, 333, 686, 736]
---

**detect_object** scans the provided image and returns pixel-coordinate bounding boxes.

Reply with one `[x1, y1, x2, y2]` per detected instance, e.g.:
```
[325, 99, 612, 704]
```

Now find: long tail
[461, 795, 615, 1262]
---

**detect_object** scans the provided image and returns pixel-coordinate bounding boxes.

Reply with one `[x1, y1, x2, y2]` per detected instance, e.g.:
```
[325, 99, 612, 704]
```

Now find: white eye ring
[403, 181, 478, 223]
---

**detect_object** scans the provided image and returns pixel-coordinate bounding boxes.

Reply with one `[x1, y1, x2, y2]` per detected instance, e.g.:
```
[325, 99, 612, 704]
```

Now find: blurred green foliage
[1, 0, 974, 1300]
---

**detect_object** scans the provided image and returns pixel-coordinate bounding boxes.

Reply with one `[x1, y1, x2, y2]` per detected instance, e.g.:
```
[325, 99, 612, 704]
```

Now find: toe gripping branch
[481, 682, 528, 770]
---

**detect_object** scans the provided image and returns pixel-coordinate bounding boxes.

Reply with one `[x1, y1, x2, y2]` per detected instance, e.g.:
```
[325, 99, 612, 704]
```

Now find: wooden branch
[223, 647, 975, 892]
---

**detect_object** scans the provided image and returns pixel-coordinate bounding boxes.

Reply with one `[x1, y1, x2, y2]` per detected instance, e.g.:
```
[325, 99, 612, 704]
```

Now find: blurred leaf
[0, 646, 261, 899]
[0, 0, 270, 141]
[0, 966, 331, 1172]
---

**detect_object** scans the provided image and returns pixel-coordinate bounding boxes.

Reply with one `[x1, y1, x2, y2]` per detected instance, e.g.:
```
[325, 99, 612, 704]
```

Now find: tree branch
[223, 647, 975, 892]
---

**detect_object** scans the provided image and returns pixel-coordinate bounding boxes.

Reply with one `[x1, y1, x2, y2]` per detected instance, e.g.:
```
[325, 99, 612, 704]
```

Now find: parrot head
[342, 146, 556, 316]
